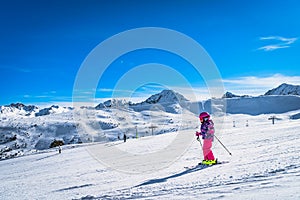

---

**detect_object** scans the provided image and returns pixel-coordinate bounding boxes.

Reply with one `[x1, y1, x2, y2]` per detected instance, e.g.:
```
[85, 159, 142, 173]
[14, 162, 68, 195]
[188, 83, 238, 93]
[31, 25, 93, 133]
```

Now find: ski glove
[195, 131, 201, 137]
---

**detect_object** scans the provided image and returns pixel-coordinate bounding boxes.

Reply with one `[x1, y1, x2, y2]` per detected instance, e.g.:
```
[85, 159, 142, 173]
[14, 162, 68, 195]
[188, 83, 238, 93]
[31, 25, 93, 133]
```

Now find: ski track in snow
[1, 113, 300, 199]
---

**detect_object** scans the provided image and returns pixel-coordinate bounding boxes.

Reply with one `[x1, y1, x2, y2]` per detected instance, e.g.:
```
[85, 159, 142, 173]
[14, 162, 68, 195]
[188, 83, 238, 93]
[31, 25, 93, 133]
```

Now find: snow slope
[0, 112, 299, 199]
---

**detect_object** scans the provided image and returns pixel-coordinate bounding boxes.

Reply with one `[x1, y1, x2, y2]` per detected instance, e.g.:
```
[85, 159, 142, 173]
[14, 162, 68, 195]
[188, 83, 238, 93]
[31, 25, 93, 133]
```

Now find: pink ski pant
[203, 139, 215, 160]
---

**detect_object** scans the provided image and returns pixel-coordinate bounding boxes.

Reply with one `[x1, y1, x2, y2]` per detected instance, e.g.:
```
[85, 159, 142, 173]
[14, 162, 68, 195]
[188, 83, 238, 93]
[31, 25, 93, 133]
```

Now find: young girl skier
[196, 112, 217, 165]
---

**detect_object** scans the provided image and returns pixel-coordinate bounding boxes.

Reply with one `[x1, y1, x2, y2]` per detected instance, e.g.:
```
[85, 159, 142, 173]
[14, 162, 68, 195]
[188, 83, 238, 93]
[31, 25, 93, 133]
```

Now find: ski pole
[214, 135, 232, 156]
[196, 136, 202, 147]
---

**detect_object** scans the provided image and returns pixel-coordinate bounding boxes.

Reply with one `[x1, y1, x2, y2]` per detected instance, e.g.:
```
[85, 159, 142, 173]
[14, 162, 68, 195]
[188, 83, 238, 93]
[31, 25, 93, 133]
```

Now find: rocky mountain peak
[144, 89, 189, 104]
[265, 83, 300, 96]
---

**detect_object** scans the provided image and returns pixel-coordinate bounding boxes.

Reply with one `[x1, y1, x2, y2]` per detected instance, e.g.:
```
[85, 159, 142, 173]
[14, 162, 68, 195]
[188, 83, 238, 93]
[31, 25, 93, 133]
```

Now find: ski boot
[201, 159, 217, 165]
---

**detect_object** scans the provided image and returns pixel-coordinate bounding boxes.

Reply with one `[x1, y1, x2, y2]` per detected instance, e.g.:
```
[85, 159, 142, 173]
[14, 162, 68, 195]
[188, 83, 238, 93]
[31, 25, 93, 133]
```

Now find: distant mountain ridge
[129, 89, 189, 114]
[0, 103, 71, 117]
[222, 92, 250, 98]
[95, 90, 189, 113]
[141, 89, 189, 104]
[265, 83, 300, 96]
[0, 83, 300, 117]
[0, 103, 38, 116]
[95, 99, 132, 109]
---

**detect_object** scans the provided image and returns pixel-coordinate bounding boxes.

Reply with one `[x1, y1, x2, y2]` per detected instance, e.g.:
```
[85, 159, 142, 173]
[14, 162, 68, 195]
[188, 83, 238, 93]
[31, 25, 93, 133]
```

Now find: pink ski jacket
[200, 119, 215, 141]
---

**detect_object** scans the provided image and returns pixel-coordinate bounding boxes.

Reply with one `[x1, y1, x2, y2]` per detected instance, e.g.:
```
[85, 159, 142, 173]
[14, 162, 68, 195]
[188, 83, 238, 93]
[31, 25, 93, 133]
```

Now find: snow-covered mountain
[0, 90, 195, 160]
[265, 83, 300, 96]
[130, 90, 189, 113]
[0, 103, 71, 117]
[95, 90, 189, 113]
[0, 104, 77, 159]
[35, 105, 72, 116]
[0, 103, 38, 117]
[222, 92, 250, 98]
[95, 99, 132, 109]
[141, 89, 189, 104]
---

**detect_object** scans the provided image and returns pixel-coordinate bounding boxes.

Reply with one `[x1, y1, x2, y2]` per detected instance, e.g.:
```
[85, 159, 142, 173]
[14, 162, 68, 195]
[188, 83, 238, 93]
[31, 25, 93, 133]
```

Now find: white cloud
[94, 74, 300, 101]
[22, 74, 300, 105]
[258, 36, 298, 51]
[97, 88, 114, 92]
[259, 36, 297, 44]
[258, 45, 289, 51]
[222, 74, 300, 95]
[97, 88, 134, 94]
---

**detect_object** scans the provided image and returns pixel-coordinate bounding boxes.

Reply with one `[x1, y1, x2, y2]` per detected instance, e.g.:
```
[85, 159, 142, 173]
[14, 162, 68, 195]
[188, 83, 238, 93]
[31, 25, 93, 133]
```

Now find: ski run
[1, 111, 299, 199]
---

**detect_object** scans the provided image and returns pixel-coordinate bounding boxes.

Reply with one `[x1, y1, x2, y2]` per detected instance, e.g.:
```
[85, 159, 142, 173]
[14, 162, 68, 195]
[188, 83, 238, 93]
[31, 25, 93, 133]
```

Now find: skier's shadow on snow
[134, 165, 209, 188]
[36, 152, 59, 161]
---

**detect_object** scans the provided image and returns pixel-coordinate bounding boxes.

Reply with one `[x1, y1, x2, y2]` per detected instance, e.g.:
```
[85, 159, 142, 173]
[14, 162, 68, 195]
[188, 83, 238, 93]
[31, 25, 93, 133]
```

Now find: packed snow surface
[0, 112, 299, 199]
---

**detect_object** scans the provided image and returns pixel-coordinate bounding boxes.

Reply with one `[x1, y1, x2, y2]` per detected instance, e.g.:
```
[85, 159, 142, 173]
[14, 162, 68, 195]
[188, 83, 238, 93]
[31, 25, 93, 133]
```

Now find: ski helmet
[199, 112, 210, 121]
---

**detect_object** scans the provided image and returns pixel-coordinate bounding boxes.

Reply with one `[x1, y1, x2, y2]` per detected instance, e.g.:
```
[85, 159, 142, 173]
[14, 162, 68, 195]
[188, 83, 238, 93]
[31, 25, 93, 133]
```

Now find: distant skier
[196, 112, 217, 165]
[123, 133, 127, 143]
[58, 145, 62, 154]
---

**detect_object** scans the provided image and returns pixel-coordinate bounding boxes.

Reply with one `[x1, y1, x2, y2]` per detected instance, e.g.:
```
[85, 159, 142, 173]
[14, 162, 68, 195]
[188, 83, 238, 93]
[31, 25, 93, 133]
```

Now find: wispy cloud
[21, 74, 300, 105]
[223, 74, 300, 95]
[93, 74, 300, 101]
[258, 45, 289, 51]
[97, 85, 166, 99]
[0, 65, 32, 73]
[259, 36, 297, 44]
[97, 88, 134, 93]
[257, 36, 298, 51]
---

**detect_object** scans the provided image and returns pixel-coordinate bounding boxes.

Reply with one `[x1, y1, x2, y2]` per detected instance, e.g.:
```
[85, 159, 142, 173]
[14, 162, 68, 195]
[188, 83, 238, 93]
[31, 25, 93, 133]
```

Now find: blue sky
[1, 0, 300, 105]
